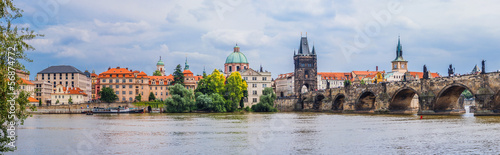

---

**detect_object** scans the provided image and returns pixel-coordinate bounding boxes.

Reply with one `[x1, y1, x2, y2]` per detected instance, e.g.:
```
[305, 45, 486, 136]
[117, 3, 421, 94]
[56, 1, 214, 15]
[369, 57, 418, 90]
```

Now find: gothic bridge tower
[294, 36, 317, 95]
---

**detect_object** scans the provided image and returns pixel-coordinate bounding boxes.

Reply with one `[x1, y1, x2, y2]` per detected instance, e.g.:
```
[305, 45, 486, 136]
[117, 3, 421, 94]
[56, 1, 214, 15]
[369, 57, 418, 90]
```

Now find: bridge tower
[391, 36, 408, 73]
[294, 35, 317, 95]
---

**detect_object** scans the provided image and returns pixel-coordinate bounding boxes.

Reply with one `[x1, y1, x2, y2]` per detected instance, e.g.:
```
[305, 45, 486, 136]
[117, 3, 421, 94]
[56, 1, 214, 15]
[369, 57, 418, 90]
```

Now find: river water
[6, 112, 500, 155]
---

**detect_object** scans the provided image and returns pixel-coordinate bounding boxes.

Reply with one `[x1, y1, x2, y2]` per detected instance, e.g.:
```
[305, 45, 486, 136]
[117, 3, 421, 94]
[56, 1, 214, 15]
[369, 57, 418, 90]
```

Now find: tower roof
[184, 57, 190, 70]
[393, 36, 406, 61]
[298, 36, 311, 55]
[157, 56, 164, 66]
[225, 44, 249, 64]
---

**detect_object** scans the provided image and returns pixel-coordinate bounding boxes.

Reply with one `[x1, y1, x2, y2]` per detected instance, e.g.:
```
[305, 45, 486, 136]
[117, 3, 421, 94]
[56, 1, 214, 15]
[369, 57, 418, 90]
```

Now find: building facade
[36, 65, 92, 103]
[50, 84, 88, 105]
[275, 73, 294, 97]
[294, 36, 317, 95]
[240, 68, 272, 107]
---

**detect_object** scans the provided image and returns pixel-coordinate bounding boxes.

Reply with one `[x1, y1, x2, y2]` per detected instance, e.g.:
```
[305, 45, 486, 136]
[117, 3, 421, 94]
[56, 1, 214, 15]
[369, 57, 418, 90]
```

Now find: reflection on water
[7, 112, 500, 154]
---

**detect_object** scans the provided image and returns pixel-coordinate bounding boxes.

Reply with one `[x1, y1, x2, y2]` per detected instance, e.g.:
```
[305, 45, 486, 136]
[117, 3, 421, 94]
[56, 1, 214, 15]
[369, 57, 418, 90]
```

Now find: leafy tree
[207, 69, 226, 95]
[153, 70, 162, 76]
[173, 64, 184, 86]
[165, 84, 195, 112]
[225, 72, 247, 112]
[196, 94, 212, 111]
[462, 90, 474, 99]
[360, 79, 366, 85]
[0, 0, 41, 152]
[135, 93, 142, 102]
[148, 92, 156, 101]
[344, 80, 351, 87]
[68, 96, 73, 104]
[194, 72, 209, 95]
[210, 93, 226, 112]
[56, 99, 60, 104]
[251, 87, 278, 112]
[98, 87, 118, 103]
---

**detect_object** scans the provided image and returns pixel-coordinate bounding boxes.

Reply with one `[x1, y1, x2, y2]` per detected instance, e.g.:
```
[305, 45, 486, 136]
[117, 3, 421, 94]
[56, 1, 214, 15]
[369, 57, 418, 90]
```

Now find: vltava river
[7, 112, 500, 154]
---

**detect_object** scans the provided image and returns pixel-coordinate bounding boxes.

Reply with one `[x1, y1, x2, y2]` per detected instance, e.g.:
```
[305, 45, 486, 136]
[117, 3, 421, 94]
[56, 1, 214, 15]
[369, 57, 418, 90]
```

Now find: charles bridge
[279, 72, 500, 116]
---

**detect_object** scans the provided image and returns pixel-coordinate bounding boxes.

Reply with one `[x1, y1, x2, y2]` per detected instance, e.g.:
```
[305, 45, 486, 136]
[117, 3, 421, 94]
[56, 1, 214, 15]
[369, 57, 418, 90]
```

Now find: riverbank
[29, 103, 143, 114]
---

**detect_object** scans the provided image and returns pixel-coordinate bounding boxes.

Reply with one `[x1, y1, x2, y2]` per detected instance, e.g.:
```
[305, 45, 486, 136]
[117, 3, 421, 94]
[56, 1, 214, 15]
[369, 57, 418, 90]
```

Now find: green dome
[157, 59, 164, 66]
[225, 46, 249, 64]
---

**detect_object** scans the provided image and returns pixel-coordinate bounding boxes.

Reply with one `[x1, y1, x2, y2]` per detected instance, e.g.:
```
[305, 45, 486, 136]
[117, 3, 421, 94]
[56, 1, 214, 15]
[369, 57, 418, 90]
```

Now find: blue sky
[17, 0, 500, 80]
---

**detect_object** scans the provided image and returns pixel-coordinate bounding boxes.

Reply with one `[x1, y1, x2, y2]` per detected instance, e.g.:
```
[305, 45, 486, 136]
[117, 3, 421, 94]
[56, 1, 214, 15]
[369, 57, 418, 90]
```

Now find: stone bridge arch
[389, 87, 420, 112]
[355, 91, 376, 111]
[313, 94, 325, 110]
[332, 94, 345, 111]
[433, 83, 473, 113]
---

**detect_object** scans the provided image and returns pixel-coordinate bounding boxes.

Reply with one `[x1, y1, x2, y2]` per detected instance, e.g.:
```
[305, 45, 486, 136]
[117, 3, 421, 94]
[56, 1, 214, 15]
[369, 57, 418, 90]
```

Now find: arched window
[229, 66, 232, 72]
[237, 66, 240, 71]
[305, 70, 309, 79]
[244, 66, 247, 70]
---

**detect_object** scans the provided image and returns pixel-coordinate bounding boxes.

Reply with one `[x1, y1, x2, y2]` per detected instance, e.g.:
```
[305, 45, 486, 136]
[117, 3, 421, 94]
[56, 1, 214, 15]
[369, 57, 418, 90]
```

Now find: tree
[208, 69, 226, 95]
[173, 64, 184, 86]
[251, 87, 278, 112]
[225, 72, 248, 112]
[98, 87, 118, 103]
[462, 90, 474, 99]
[148, 92, 155, 101]
[360, 79, 366, 85]
[0, 0, 41, 152]
[194, 72, 209, 95]
[344, 80, 351, 87]
[153, 70, 162, 76]
[210, 93, 226, 112]
[68, 96, 73, 104]
[165, 84, 195, 112]
[135, 93, 142, 102]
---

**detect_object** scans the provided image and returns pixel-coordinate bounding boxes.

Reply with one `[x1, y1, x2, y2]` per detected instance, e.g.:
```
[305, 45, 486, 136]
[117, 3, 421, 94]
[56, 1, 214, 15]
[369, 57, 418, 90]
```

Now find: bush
[251, 87, 278, 112]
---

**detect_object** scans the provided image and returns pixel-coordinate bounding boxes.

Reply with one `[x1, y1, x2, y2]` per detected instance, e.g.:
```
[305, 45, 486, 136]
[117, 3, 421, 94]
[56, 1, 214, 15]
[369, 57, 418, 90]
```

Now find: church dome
[157, 58, 164, 66]
[225, 45, 249, 64]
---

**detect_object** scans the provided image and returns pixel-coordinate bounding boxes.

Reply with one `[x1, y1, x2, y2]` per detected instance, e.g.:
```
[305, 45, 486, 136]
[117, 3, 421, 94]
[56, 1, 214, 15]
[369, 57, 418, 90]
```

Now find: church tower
[294, 35, 317, 95]
[391, 36, 408, 73]
[156, 56, 165, 76]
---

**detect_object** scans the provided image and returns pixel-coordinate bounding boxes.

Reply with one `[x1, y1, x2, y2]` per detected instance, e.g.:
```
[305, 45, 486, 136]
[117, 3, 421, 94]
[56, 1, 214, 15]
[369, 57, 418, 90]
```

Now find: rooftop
[38, 65, 84, 74]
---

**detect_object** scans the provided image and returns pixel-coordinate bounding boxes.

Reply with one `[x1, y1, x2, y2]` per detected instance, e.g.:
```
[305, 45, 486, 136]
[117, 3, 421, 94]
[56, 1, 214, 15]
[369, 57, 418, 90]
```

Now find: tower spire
[184, 56, 189, 70]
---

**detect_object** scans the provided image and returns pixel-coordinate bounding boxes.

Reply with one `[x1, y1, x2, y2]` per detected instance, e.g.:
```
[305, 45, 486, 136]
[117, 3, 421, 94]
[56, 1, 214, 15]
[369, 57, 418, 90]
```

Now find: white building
[36, 65, 92, 103]
[50, 84, 88, 105]
[239, 68, 272, 108]
[275, 73, 294, 97]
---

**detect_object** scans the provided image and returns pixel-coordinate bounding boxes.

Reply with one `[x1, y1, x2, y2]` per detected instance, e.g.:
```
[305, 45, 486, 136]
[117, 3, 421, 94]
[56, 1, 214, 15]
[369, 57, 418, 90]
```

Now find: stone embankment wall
[275, 98, 298, 112]
[30, 103, 142, 114]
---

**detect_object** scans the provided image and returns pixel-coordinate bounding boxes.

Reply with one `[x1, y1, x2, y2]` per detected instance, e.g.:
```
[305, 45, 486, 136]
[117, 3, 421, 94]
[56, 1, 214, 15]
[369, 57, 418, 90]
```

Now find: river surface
[6, 112, 500, 155]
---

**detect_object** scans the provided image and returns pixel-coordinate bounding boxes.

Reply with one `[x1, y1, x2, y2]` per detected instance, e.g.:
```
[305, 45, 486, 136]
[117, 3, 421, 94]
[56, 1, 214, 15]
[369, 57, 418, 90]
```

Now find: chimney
[108, 67, 111, 70]
[126, 67, 128, 70]
[376, 66, 378, 71]
[117, 66, 120, 69]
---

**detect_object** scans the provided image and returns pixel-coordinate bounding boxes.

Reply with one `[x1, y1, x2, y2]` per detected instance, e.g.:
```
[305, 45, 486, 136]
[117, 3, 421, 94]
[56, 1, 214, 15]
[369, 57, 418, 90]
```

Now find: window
[252, 84, 257, 88]
[129, 85, 132, 88]
[141, 86, 143, 89]
[166, 92, 169, 96]
[102, 79, 106, 82]
[262, 77, 267, 81]
[123, 79, 126, 83]
[155, 87, 157, 90]
[129, 91, 132, 95]
[229, 66, 232, 72]
[116, 91, 119, 94]
[252, 77, 257, 80]
[122, 85, 125, 88]
[150, 87, 152, 90]
[59, 73, 62, 79]
[155, 92, 157, 95]
[66, 73, 68, 79]
[252, 98, 257, 102]
[53, 73, 56, 79]
[262, 84, 267, 87]
[129, 79, 132, 82]
[161, 87, 163, 90]
[244, 77, 248, 81]
[129, 97, 133, 102]
[236, 66, 240, 71]
[110, 79, 113, 83]
[122, 91, 125, 95]
[71, 73, 74, 79]
[394, 64, 397, 69]
[161, 92, 163, 96]
[253, 90, 257, 95]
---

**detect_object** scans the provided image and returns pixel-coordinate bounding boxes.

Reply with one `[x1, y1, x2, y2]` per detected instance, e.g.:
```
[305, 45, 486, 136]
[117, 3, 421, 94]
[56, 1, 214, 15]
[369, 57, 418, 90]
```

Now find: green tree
[149, 92, 156, 101]
[195, 94, 212, 111]
[165, 84, 195, 112]
[0, 0, 41, 152]
[225, 72, 248, 112]
[210, 93, 226, 112]
[153, 70, 162, 76]
[360, 79, 366, 85]
[173, 64, 184, 86]
[135, 93, 142, 102]
[462, 90, 474, 99]
[208, 69, 226, 95]
[38, 100, 42, 106]
[194, 72, 209, 95]
[98, 87, 118, 103]
[344, 80, 351, 87]
[68, 96, 73, 104]
[251, 87, 278, 112]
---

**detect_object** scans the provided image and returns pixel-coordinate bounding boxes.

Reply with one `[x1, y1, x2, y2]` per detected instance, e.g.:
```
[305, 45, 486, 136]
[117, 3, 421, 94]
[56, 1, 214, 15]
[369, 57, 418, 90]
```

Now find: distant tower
[391, 36, 408, 73]
[156, 56, 165, 76]
[184, 57, 190, 70]
[294, 35, 317, 95]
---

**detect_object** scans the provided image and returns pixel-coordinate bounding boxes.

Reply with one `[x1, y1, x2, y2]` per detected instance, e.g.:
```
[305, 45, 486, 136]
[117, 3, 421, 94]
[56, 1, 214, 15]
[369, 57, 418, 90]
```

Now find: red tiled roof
[148, 75, 174, 85]
[277, 73, 294, 79]
[19, 78, 34, 85]
[98, 67, 135, 78]
[409, 72, 440, 78]
[318, 72, 351, 80]
[352, 70, 385, 76]
[183, 70, 194, 76]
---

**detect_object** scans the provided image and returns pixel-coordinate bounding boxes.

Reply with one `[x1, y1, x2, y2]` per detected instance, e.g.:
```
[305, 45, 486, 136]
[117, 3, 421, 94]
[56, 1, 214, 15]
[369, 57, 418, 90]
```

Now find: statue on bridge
[423, 65, 429, 79]
[448, 64, 455, 77]
[482, 60, 486, 74]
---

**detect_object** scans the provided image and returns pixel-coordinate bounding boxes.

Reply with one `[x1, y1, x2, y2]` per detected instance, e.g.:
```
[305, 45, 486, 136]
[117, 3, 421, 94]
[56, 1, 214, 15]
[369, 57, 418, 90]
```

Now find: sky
[16, 0, 500, 80]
